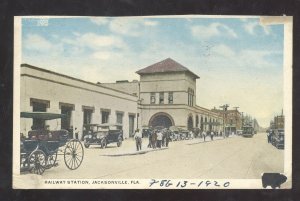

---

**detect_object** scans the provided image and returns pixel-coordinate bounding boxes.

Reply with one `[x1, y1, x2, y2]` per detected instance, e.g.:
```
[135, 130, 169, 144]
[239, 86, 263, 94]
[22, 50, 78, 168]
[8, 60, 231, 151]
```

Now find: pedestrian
[202, 130, 206, 142]
[148, 130, 152, 148]
[165, 129, 170, 147]
[162, 129, 166, 147]
[134, 129, 142, 151]
[210, 130, 214, 141]
[151, 130, 157, 149]
[189, 130, 194, 139]
[156, 130, 163, 148]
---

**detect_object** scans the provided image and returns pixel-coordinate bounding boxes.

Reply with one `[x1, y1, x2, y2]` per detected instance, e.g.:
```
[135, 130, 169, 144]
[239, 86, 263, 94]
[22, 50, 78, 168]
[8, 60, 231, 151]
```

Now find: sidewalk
[98, 138, 169, 156]
[186, 135, 236, 145]
[96, 135, 238, 156]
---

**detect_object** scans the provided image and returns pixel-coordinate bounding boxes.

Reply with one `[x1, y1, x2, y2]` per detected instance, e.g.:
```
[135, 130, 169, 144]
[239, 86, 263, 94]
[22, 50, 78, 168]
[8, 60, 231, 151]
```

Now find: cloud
[244, 22, 257, 35]
[109, 19, 142, 37]
[191, 23, 238, 40]
[24, 34, 55, 51]
[143, 20, 159, 26]
[62, 33, 127, 50]
[109, 18, 158, 37]
[90, 17, 159, 37]
[90, 18, 109, 25]
[212, 44, 235, 58]
[91, 51, 123, 60]
[243, 21, 272, 35]
[79, 33, 126, 49]
[23, 34, 63, 56]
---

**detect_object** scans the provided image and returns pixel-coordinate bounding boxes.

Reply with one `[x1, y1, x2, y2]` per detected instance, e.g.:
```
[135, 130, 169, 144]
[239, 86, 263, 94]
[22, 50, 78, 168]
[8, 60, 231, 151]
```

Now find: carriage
[20, 112, 84, 175]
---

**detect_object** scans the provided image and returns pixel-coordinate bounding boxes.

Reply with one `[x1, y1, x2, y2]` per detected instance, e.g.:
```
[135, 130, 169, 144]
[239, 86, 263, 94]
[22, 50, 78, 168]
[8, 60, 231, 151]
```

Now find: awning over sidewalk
[20, 112, 67, 120]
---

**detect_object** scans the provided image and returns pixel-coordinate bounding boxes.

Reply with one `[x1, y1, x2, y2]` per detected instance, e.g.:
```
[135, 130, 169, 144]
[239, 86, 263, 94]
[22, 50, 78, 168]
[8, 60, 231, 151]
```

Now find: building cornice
[21, 64, 138, 98]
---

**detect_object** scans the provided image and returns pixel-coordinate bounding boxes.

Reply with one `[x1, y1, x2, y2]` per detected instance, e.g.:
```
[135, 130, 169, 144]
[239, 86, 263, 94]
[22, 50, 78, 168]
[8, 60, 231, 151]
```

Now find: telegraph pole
[219, 104, 229, 138]
[233, 106, 239, 133]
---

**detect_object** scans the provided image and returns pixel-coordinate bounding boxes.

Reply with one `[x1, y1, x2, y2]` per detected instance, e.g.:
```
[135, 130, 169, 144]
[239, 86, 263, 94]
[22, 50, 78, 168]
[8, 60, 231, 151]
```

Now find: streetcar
[242, 125, 254, 138]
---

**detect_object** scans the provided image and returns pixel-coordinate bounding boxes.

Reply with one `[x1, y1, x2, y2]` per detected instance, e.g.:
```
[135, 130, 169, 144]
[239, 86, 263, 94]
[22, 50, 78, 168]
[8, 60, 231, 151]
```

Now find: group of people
[133, 128, 171, 151]
[201, 130, 216, 141]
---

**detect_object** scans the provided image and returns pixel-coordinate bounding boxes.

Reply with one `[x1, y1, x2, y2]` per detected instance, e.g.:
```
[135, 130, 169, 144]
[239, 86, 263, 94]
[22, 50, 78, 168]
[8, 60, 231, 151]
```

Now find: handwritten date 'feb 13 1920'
[149, 179, 230, 188]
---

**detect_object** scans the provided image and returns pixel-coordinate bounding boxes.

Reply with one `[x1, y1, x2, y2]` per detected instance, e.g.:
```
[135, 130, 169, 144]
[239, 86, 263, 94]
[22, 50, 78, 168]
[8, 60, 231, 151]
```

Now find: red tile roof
[136, 58, 199, 78]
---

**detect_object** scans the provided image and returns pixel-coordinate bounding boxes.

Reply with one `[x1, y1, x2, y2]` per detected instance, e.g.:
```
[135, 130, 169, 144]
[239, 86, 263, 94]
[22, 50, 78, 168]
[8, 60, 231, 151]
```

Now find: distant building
[211, 108, 242, 134]
[274, 115, 284, 129]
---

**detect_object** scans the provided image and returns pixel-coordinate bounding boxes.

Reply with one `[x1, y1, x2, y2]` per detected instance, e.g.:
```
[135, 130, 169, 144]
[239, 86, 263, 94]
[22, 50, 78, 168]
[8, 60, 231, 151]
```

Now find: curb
[100, 147, 169, 157]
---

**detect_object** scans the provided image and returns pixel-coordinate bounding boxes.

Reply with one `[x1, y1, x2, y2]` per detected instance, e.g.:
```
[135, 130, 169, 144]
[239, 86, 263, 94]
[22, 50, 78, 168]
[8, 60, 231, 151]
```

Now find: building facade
[20, 64, 138, 139]
[20, 58, 225, 140]
[211, 108, 242, 134]
[103, 58, 223, 132]
[273, 115, 285, 129]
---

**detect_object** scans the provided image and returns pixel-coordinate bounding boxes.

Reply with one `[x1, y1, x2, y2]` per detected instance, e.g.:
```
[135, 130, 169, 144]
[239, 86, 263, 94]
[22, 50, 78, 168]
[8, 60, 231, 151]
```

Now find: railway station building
[102, 58, 223, 133]
[20, 58, 223, 139]
[20, 64, 138, 139]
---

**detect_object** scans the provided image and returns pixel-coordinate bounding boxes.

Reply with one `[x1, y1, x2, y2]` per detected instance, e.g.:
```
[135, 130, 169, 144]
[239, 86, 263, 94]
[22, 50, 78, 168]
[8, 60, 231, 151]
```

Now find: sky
[21, 16, 284, 127]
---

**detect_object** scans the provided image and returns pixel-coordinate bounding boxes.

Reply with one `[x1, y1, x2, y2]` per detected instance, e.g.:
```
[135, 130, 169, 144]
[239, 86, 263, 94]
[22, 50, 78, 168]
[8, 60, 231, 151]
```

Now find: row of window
[149, 89, 195, 106]
[30, 99, 134, 131]
[150, 92, 173, 104]
[83, 109, 124, 126]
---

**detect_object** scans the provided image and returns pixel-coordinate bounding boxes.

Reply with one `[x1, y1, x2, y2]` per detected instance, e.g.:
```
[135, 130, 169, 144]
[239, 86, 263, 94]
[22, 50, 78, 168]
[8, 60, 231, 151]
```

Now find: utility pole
[233, 106, 239, 133]
[219, 104, 229, 138]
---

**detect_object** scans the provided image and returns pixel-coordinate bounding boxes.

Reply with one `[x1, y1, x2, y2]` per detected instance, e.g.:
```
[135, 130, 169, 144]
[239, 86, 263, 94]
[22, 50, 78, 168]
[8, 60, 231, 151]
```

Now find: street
[40, 132, 283, 179]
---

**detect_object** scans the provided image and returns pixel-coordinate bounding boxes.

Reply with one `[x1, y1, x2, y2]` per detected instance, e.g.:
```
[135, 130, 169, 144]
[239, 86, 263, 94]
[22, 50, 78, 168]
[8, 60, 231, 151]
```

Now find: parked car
[272, 129, 284, 149]
[142, 127, 152, 138]
[236, 130, 243, 135]
[83, 123, 123, 148]
[178, 128, 190, 140]
[169, 126, 180, 141]
[192, 127, 201, 138]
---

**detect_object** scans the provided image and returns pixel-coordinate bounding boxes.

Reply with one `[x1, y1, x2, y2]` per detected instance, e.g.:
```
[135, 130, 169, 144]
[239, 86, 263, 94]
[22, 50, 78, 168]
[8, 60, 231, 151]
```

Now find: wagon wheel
[28, 150, 47, 175]
[45, 151, 58, 169]
[64, 139, 84, 170]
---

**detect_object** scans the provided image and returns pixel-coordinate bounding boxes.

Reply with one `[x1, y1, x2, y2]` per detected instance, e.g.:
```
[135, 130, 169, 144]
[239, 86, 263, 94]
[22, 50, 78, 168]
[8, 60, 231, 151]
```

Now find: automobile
[272, 129, 284, 149]
[192, 127, 201, 138]
[169, 126, 180, 141]
[236, 130, 243, 135]
[178, 128, 190, 140]
[141, 127, 153, 138]
[83, 123, 123, 148]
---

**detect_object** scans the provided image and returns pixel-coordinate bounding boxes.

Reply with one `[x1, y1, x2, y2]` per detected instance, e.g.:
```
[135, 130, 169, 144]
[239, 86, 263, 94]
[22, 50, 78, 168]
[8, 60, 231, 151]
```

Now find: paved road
[42, 132, 283, 179]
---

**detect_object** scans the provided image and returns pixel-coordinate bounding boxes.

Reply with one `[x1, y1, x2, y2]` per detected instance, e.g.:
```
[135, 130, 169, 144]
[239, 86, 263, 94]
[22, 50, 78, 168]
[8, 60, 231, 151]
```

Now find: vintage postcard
[13, 15, 292, 189]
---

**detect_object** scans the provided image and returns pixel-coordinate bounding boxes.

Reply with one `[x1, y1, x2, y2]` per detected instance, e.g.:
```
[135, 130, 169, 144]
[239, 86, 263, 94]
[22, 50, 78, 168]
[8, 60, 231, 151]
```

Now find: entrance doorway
[149, 112, 174, 129]
[32, 102, 47, 130]
[61, 106, 72, 130]
[129, 115, 135, 137]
